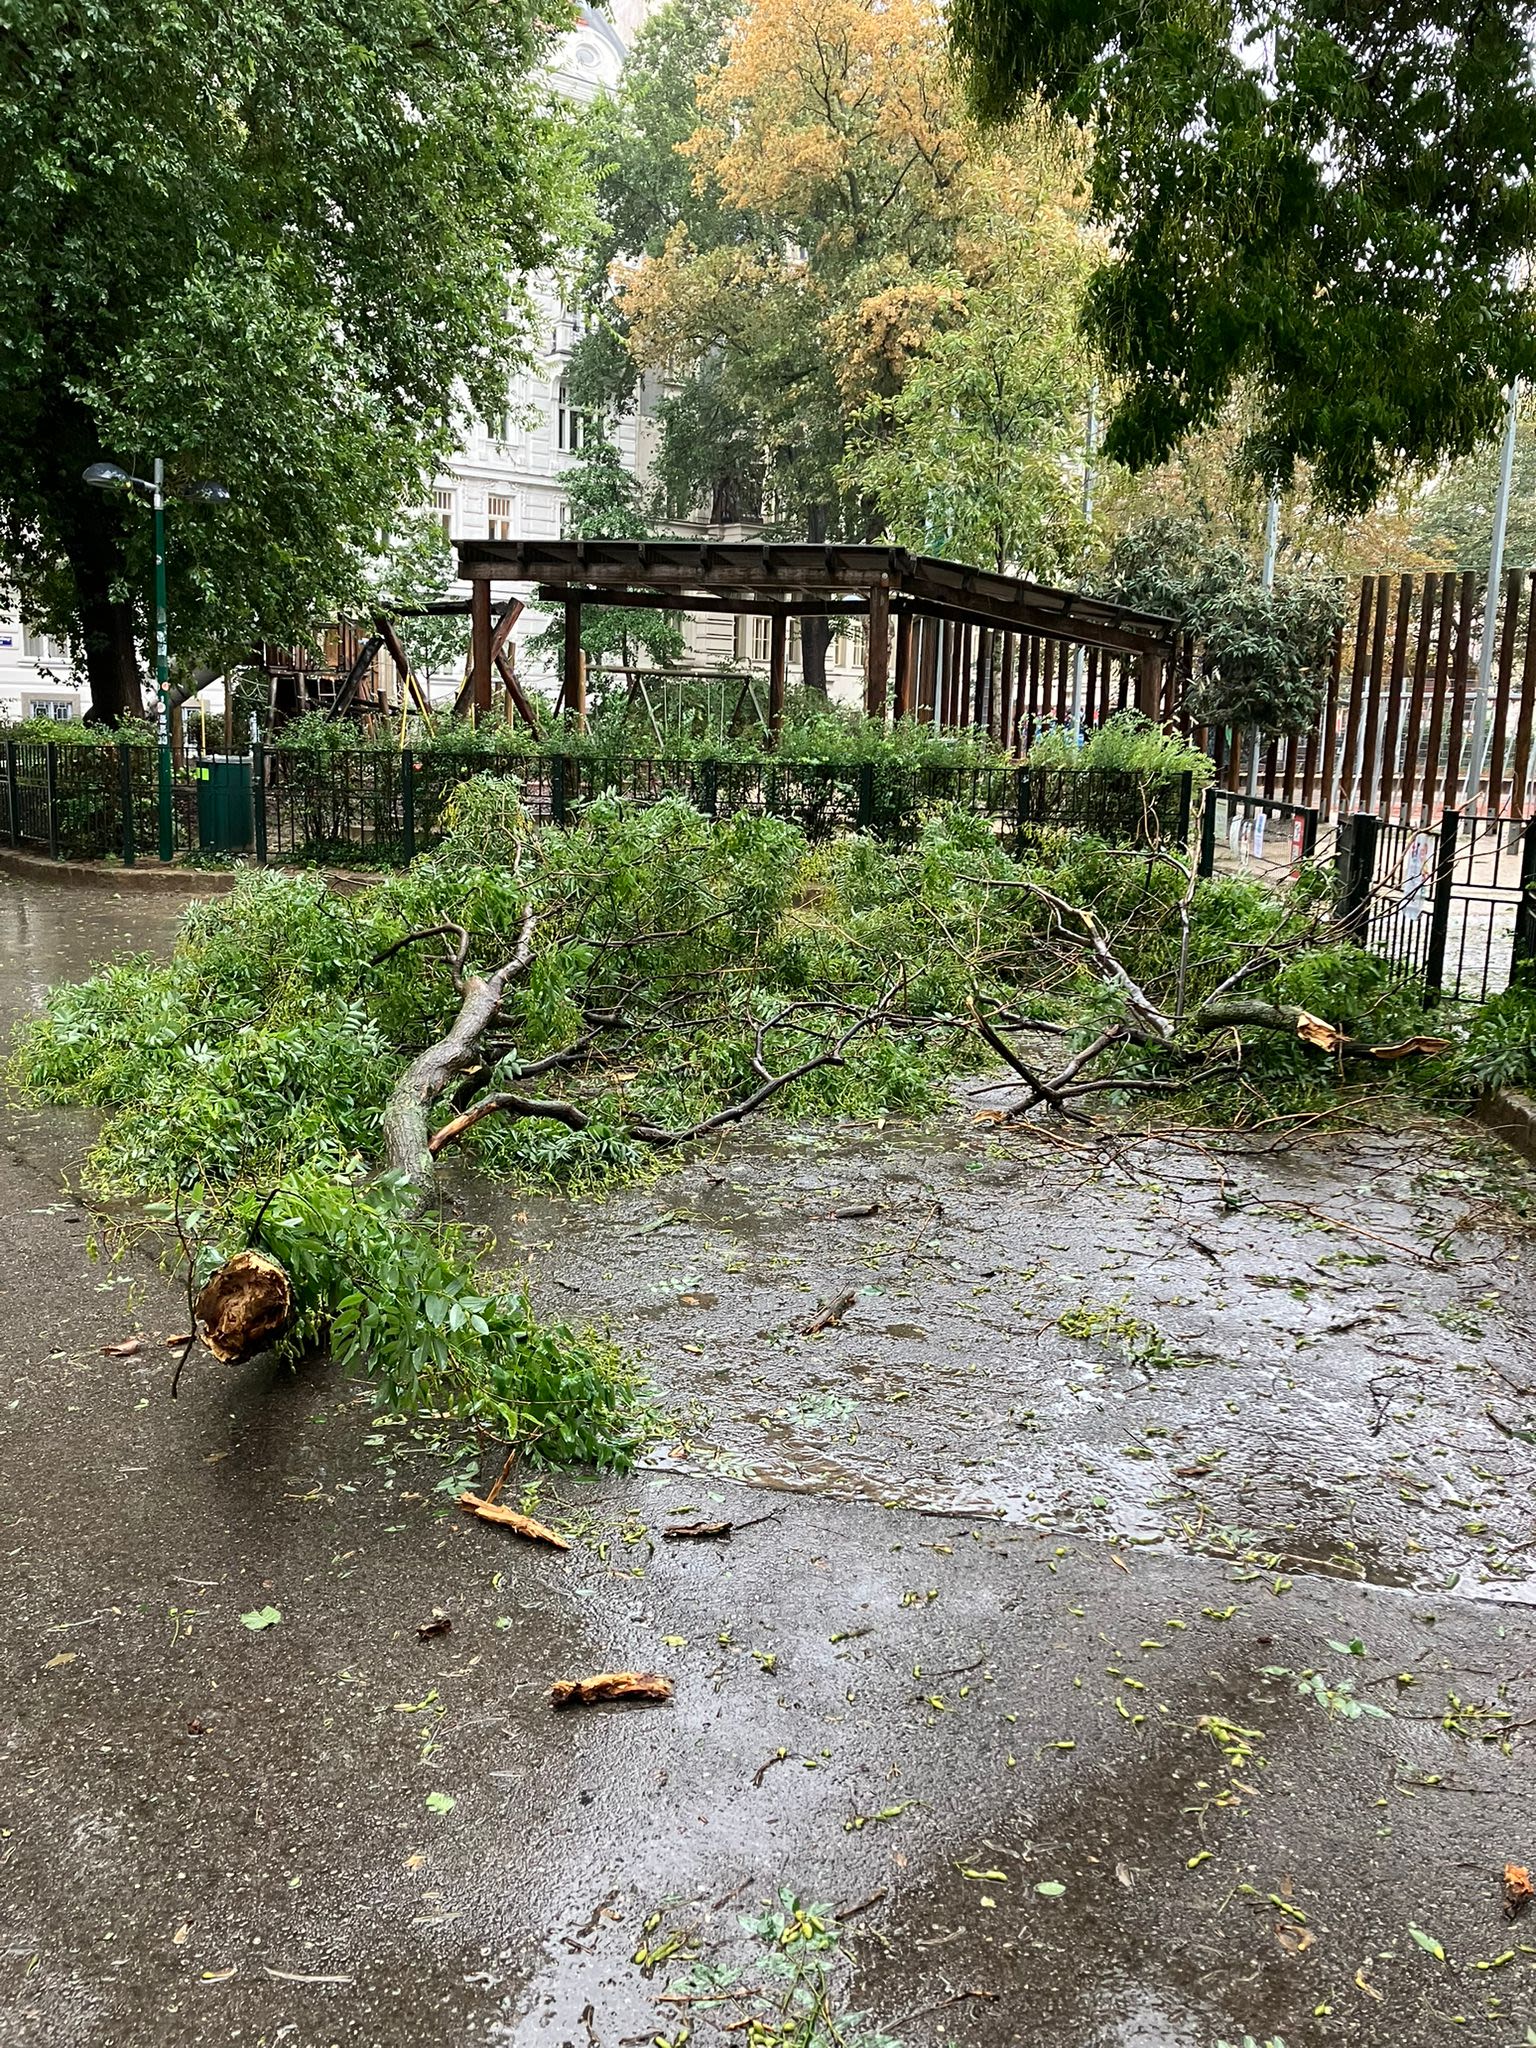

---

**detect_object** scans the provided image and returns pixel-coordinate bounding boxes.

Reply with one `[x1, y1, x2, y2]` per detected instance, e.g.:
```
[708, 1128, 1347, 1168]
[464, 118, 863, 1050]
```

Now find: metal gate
[1338, 810, 1535, 1002]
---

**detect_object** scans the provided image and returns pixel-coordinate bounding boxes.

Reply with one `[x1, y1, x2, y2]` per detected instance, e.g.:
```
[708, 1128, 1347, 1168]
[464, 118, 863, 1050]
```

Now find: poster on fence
[1400, 832, 1431, 926]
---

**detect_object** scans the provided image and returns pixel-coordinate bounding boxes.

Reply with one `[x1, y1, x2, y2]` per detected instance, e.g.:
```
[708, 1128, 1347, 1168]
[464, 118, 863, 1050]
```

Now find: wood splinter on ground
[549, 1671, 673, 1710]
[803, 1288, 856, 1336]
[662, 1508, 781, 1543]
[457, 1491, 570, 1549]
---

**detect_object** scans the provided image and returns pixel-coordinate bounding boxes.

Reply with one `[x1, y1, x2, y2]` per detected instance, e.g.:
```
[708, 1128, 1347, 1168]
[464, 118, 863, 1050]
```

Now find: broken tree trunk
[193, 1250, 295, 1363]
[379, 909, 536, 1208]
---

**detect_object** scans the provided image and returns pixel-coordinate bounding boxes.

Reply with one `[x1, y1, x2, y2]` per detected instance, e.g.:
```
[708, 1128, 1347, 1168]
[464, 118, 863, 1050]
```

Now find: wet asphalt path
[3, 875, 1536, 2048]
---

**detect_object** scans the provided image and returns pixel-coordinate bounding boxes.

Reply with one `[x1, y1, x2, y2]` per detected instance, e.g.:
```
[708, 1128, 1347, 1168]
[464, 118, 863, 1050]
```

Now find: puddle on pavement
[0, 876, 193, 1195]
[450, 1111, 1536, 1605]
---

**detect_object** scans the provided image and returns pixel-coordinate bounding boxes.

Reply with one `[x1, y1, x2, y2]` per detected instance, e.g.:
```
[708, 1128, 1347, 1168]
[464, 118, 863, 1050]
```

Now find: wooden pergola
[454, 538, 1178, 741]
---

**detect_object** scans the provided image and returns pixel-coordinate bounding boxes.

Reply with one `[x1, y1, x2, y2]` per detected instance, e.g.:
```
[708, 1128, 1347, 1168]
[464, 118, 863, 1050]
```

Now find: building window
[556, 380, 588, 453]
[550, 303, 589, 356]
[487, 494, 516, 541]
[27, 698, 75, 722]
[833, 620, 865, 668]
[432, 488, 456, 539]
[735, 615, 772, 664]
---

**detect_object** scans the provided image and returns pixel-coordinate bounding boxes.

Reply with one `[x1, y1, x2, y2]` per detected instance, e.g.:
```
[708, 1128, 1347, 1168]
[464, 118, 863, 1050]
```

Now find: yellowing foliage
[684, 0, 968, 243]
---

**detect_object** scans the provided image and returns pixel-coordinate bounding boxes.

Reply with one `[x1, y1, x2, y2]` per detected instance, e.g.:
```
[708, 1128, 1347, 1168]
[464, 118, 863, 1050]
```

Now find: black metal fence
[8, 738, 1530, 1003]
[251, 748, 1195, 862]
[0, 741, 1196, 867]
[1192, 785, 1535, 1001]
[0, 740, 198, 862]
[1198, 789, 1321, 881]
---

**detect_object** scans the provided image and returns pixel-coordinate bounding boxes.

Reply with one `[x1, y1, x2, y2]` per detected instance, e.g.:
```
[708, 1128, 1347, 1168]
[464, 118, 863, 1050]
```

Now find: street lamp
[83, 459, 230, 861]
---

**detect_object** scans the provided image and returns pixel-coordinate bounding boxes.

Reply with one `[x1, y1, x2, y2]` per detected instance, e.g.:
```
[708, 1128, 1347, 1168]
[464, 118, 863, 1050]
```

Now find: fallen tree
[16, 778, 1457, 1460]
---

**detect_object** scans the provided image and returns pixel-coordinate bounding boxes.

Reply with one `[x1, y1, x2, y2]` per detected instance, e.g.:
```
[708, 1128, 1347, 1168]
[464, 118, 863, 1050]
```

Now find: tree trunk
[798, 503, 833, 701]
[65, 498, 144, 726]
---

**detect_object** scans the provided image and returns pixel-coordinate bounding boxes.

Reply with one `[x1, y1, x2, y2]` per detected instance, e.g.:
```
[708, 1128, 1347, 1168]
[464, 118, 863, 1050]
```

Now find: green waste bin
[195, 754, 254, 853]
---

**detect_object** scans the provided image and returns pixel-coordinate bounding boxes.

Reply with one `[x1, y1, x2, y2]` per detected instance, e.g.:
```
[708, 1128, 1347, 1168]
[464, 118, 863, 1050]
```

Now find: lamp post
[82, 460, 229, 860]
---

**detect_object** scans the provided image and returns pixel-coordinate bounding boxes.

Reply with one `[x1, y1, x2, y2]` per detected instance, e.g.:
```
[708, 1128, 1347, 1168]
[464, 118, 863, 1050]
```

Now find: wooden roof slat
[455, 539, 1175, 654]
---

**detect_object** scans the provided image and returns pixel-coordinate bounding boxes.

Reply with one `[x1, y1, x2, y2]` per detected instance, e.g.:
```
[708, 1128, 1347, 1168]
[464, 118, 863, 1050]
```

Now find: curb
[0, 845, 237, 894]
[1478, 1089, 1536, 1169]
[0, 847, 380, 897]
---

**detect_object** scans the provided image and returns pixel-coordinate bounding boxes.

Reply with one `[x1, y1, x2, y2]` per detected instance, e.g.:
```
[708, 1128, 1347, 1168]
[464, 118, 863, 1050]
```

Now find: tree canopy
[577, 0, 1092, 609]
[949, 0, 1536, 514]
[1098, 515, 1345, 733]
[0, 0, 583, 719]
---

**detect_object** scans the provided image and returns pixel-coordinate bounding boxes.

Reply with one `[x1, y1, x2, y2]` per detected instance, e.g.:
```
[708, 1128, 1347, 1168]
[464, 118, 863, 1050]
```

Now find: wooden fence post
[469, 578, 493, 716]
[865, 584, 889, 719]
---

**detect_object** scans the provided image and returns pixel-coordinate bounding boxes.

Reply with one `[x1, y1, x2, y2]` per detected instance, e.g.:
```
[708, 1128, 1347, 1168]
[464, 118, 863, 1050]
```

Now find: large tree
[949, 0, 1536, 513]
[841, 148, 1094, 577]
[584, 0, 1092, 685]
[0, 0, 582, 721]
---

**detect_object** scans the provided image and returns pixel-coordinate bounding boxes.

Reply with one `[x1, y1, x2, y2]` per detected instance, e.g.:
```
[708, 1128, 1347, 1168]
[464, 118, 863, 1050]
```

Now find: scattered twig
[803, 1289, 857, 1336]
[457, 1490, 569, 1549]
[662, 1508, 783, 1542]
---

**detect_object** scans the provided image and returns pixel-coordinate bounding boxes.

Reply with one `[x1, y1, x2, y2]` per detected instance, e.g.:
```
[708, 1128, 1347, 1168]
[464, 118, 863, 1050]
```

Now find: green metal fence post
[252, 742, 268, 865]
[551, 753, 567, 827]
[1197, 787, 1218, 877]
[4, 741, 18, 846]
[401, 750, 416, 865]
[1511, 815, 1536, 988]
[1424, 808, 1460, 1004]
[856, 762, 875, 833]
[44, 743, 60, 860]
[700, 759, 718, 819]
[118, 744, 135, 866]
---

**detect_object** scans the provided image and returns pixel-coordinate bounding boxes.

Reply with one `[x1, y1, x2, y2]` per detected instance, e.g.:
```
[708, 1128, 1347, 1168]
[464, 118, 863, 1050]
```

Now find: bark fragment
[549, 1671, 673, 1710]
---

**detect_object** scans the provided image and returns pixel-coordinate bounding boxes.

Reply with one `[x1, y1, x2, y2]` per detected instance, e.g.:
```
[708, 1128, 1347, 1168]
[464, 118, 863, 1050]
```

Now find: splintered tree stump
[193, 1250, 296, 1363]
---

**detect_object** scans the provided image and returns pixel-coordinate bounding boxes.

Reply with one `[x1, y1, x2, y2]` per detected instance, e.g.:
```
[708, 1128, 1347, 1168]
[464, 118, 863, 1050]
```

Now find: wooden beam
[495, 646, 540, 731]
[893, 609, 914, 720]
[562, 598, 586, 731]
[865, 583, 889, 718]
[460, 537, 1177, 641]
[374, 614, 432, 716]
[453, 598, 525, 719]
[534, 584, 867, 620]
[469, 579, 494, 717]
[899, 593, 1162, 659]
[327, 630, 384, 720]
[768, 612, 787, 744]
[1137, 648, 1164, 719]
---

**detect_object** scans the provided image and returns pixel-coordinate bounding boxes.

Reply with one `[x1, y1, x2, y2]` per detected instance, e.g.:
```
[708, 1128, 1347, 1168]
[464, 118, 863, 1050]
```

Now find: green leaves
[1097, 517, 1342, 736]
[2, 0, 584, 709]
[951, 0, 1536, 511]
[1408, 1925, 1447, 1963]
[239, 1606, 282, 1631]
